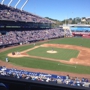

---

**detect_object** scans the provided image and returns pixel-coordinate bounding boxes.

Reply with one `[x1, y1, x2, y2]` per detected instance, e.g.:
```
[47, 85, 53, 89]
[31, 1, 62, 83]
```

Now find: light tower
[8, 0, 13, 7]
[14, 0, 21, 9]
[1, 0, 5, 5]
[20, 0, 29, 11]
[65, 15, 68, 25]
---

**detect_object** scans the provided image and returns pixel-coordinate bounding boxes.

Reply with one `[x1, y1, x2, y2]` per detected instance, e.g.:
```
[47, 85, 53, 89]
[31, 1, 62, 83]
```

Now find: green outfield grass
[49, 37, 90, 48]
[0, 37, 90, 74]
[27, 47, 79, 60]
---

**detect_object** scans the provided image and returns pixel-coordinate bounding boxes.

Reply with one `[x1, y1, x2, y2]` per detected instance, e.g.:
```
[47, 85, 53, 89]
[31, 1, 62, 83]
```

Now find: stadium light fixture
[8, 0, 13, 7]
[65, 17, 66, 25]
[20, 0, 29, 11]
[14, 0, 21, 9]
[1, 0, 5, 5]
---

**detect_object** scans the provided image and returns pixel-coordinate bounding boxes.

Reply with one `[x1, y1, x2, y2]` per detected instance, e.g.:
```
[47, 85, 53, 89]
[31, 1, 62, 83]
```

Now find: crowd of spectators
[0, 28, 64, 46]
[0, 66, 90, 88]
[0, 4, 73, 47]
[0, 4, 54, 23]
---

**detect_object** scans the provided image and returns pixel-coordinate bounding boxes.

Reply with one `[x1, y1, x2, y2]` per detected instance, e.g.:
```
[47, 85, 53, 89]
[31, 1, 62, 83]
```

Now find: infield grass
[27, 47, 79, 60]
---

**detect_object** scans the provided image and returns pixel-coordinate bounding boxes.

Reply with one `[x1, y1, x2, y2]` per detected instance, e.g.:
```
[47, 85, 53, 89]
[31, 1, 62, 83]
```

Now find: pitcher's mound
[47, 50, 57, 54]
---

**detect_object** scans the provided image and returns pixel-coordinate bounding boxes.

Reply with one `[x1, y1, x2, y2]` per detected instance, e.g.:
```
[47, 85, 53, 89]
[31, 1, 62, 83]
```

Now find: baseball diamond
[0, 38, 90, 76]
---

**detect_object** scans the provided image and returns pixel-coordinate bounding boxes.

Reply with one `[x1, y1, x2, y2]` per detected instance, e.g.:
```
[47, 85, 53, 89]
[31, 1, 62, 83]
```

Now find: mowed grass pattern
[0, 38, 90, 74]
[27, 47, 79, 60]
[49, 37, 90, 48]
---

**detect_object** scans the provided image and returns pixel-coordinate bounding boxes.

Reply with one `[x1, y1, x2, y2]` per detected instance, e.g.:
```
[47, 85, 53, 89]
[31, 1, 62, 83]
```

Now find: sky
[0, 0, 90, 21]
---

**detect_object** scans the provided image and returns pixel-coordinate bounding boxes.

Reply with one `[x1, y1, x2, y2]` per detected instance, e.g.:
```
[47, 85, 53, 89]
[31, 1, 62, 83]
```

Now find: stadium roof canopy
[0, 0, 56, 24]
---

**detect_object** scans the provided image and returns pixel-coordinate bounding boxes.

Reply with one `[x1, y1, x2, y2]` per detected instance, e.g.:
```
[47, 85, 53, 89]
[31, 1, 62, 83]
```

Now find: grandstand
[0, 1, 90, 90]
[0, 3, 55, 23]
[0, 3, 65, 48]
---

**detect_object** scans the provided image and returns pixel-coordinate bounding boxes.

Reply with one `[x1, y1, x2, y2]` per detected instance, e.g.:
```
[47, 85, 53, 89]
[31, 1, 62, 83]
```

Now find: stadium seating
[0, 66, 90, 89]
[0, 66, 90, 88]
[0, 29, 64, 46]
[0, 4, 54, 23]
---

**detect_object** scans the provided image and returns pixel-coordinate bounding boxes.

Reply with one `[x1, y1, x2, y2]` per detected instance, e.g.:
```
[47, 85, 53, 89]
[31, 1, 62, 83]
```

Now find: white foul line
[58, 63, 76, 68]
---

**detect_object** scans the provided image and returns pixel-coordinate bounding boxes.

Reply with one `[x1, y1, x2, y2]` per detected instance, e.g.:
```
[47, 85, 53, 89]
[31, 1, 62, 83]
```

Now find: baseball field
[0, 37, 90, 76]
